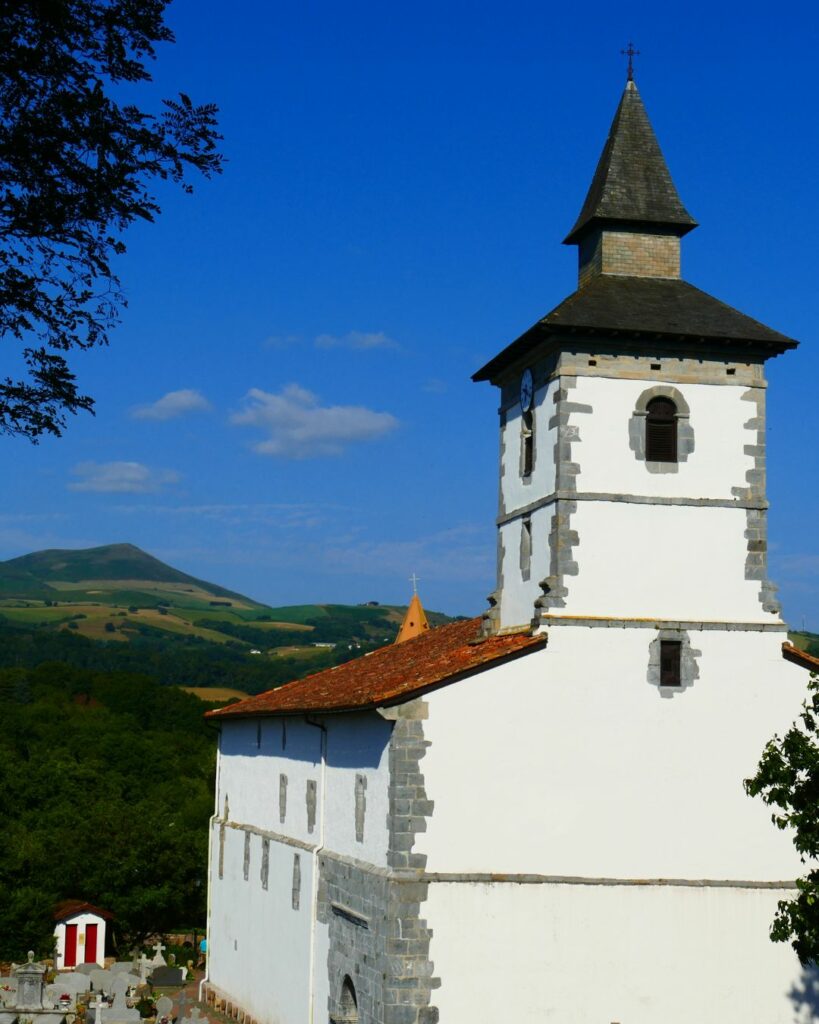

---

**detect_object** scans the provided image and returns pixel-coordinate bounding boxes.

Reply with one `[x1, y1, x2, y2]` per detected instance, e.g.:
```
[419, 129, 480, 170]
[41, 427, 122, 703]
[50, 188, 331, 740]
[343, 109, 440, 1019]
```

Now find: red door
[84, 923, 98, 964]
[64, 924, 78, 968]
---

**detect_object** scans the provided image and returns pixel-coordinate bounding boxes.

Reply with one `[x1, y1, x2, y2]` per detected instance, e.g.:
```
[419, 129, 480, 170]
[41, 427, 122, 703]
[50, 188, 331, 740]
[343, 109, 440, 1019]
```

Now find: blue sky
[2, 0, 818, 623]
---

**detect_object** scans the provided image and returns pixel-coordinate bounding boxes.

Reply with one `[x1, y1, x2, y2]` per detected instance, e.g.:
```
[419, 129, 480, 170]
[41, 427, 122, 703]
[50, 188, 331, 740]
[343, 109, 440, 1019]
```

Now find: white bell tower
[474, 79, 795, 640]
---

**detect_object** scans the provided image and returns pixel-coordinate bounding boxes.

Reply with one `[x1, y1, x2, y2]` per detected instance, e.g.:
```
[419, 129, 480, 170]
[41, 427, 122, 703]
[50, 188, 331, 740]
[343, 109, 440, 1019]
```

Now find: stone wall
[321, 700, 439, 1024]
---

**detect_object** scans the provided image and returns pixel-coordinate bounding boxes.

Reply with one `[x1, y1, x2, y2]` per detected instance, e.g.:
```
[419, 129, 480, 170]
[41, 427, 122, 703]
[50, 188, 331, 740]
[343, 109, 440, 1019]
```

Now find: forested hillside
[0, 664, 214, 959]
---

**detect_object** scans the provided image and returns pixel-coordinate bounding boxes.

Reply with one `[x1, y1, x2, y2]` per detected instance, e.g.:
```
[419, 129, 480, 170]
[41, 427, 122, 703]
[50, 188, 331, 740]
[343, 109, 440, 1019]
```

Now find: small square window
[660, 640, 682, 687]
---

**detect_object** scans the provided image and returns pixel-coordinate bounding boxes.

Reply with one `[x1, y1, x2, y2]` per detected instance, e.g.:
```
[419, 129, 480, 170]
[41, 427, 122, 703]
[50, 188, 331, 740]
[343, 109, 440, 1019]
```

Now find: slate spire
[564, 80, 697, 245]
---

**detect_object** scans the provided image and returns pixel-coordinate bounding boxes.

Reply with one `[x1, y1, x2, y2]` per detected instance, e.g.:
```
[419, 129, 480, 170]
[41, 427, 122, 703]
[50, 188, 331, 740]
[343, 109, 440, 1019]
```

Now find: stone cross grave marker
[155, 995, 174, 1022]
[137, 955, 152, 984]
[151, 942, 167, 968]
[101, 973, 140, 1024]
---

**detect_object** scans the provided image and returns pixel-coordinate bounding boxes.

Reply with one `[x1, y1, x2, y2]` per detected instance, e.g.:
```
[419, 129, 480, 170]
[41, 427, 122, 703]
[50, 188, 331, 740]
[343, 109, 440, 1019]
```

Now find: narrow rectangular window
[521, 409, 534, 477]
[520, 517, 532, 581]
[291, 853, 301, 910]
[243, 832, 251, 881]
[355, 774, 367, 843]
[260, 837, 270, 891]
[279, 773, 288, 824]
[660, 640, 682, 686]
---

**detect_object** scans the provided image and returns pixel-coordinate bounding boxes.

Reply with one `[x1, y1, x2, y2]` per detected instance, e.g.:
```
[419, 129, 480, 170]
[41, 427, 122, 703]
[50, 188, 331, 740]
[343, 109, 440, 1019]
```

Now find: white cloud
[68, 462, 180, 494]
[231, 384, 399, 458]
[314, 331, 400, 351]
[131, 389, 211, 421]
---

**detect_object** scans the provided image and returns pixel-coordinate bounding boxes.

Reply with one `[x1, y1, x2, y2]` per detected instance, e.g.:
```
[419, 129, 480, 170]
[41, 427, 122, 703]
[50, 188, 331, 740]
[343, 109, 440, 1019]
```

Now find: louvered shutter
[646, 397, 678, 463]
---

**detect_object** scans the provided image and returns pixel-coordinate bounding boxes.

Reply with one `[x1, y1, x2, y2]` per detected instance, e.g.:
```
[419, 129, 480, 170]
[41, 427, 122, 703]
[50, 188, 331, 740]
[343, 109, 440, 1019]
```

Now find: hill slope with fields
[0, 544, 463, 694]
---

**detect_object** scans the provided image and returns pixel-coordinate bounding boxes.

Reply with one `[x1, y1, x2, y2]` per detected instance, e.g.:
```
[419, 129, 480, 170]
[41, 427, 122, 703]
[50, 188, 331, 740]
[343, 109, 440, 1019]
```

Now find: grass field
[180, 686, 251, 702]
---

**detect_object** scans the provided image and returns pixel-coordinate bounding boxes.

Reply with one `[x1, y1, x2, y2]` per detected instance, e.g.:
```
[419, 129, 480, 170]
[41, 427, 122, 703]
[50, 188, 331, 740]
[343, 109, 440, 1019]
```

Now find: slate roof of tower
[472, 276, 798, 382]
[564, 79, 697, 244]
[206, 617, 546, 718]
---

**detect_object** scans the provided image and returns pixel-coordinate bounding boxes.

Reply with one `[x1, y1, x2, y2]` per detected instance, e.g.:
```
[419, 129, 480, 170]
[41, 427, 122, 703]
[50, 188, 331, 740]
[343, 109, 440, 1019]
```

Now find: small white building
[53, 900, 112, 969]
[202, 76, 815, 1024]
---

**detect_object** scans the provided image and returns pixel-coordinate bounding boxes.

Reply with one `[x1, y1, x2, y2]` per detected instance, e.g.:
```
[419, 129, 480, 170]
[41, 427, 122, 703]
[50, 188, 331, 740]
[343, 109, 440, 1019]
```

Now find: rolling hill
[0, 544, 462, 693]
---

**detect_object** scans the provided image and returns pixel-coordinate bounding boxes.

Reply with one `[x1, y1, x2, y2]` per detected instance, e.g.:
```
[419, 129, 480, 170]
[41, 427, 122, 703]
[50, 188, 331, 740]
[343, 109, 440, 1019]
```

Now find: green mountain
[0, 542, 258, 604]
[0, 543, 462, 693]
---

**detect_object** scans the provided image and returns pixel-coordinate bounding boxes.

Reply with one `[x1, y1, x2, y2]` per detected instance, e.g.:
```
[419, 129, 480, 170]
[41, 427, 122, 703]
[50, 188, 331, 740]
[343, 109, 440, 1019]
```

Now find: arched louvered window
[645, 396, 677, 463]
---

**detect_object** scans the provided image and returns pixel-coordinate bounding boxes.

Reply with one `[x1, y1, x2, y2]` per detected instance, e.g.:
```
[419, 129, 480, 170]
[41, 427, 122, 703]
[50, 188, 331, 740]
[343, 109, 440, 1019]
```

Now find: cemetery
[0, 942, 209, 1024]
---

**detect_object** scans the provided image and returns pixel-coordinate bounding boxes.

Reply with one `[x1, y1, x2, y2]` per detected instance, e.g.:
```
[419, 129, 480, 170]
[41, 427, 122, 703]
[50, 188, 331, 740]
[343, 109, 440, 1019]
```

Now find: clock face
[519, 368, 534, 412]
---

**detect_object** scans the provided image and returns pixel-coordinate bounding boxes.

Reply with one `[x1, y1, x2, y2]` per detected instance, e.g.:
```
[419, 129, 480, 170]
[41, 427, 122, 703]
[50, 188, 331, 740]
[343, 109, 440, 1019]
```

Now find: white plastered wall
[568, 501, 768, 621]
[498, 505, 551, 627]
[573, 374, 758, 498]
[417, 629, 806, 880]
[208, 824, 315, 1024]
[54, 912, 106, 969]
[425, 881, 805, 1024]
[500, 379, 557, 515]
[208, 712, 392, 1024]
[215, 713, 391, 865]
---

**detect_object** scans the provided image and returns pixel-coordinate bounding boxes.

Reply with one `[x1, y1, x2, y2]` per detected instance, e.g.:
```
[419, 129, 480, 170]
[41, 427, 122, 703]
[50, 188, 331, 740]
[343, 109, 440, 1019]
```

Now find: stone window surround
[629, 384, 695, 474]
[647, 628, 701, 698]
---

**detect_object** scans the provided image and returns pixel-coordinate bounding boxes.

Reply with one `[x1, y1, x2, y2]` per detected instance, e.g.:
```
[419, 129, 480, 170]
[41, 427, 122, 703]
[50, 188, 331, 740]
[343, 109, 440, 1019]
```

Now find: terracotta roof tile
[53, 899, 114, 921]
[782, 642, 819, 672]
[206, 617, 546, 719]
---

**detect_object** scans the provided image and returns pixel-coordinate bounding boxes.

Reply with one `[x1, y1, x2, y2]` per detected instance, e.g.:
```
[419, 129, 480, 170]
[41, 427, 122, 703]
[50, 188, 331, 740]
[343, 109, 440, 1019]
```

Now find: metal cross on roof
[409, 573, 420, 594]
[621, 41, 640, 81]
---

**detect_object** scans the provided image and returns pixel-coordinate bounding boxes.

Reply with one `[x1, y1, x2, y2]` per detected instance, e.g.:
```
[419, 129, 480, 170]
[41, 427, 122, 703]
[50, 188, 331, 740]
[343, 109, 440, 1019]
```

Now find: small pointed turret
[395, 592, 430, 644]
[565, 80, 697, 286]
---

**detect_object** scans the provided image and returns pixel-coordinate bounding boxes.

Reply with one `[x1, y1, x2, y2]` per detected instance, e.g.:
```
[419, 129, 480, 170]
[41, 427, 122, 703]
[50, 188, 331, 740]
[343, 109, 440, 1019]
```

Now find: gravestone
[149, 966, 184, 989]
[110, 964, 134, 976]
[175, 992, 188, 1022]
[180, 1007, 207, 1024]
[56, 973, 91, 995]
[91, 994, 105, 1024]
[137, 956, 152, 985]
[155, 995, 173, 1022]
[75, 964, 98, 976]
[90, 969, 113, 995]
[150, 942, 167, 968]
[101, 975, 140, 1024]
[15, 951, 47, 1009]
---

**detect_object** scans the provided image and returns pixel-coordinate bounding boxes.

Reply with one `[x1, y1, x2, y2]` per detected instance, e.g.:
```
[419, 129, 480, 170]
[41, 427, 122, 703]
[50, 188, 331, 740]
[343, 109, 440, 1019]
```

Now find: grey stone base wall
[318, 856, 439, 1024]
[320, 701, 439, 1024]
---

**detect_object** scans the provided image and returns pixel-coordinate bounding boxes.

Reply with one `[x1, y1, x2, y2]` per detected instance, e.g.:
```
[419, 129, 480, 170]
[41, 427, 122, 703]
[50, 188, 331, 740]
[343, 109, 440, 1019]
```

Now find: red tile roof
[206, 617, 546, 719]
[53, 899, 114, 922]
[783, 642, 819, 672]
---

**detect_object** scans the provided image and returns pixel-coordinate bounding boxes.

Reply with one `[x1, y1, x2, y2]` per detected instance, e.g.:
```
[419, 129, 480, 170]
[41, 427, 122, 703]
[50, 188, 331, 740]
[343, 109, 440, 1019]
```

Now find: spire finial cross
[621, 41, 640, 82]
[409, 573, 420, 594]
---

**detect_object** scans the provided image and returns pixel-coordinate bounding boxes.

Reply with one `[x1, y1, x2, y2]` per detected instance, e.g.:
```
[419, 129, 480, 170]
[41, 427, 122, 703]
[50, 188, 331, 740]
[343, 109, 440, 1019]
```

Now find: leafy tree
[0, 1, 222, 440]
[745, 671, 819, 963]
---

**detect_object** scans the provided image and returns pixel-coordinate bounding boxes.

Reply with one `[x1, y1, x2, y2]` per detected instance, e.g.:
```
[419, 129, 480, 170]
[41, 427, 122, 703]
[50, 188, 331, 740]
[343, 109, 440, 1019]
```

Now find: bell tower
[475, 77, 796, 636]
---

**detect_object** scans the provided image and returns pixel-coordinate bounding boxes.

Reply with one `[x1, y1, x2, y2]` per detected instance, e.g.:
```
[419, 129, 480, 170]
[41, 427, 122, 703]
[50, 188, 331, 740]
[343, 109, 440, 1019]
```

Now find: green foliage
[0, 662, 215, 959]
[745, 672, 819, 963]
[0, 3, 222, 440]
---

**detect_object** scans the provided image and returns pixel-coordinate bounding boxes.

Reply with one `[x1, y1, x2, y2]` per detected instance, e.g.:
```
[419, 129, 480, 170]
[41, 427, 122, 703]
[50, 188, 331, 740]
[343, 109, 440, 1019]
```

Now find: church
[201, 74, 817, 1024]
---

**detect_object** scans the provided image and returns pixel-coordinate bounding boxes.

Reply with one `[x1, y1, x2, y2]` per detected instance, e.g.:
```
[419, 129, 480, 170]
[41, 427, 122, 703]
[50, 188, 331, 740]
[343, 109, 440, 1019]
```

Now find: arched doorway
[335, 976, 358, 1024]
